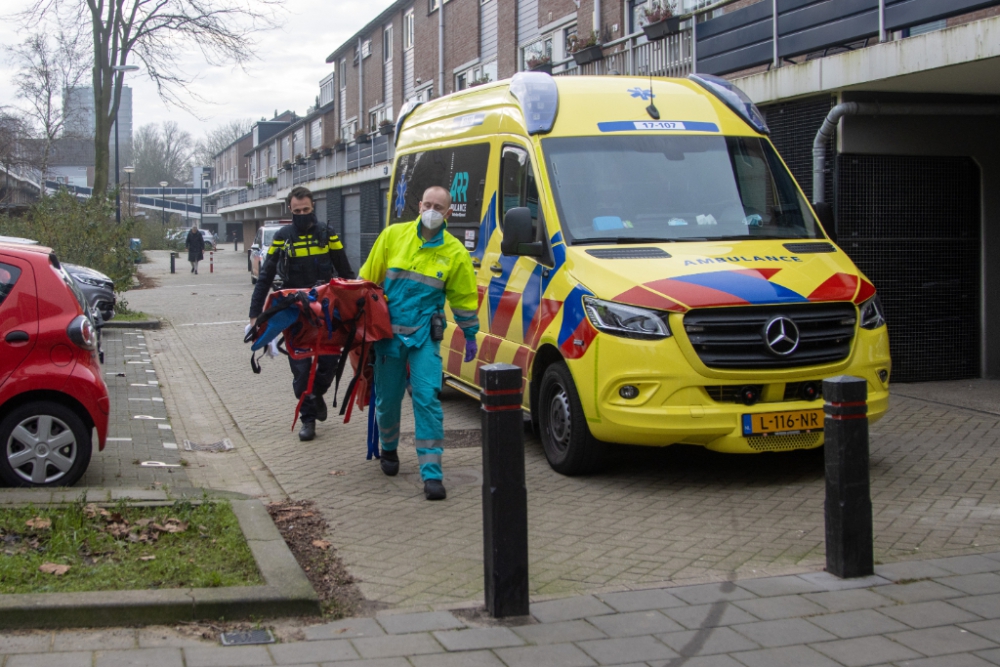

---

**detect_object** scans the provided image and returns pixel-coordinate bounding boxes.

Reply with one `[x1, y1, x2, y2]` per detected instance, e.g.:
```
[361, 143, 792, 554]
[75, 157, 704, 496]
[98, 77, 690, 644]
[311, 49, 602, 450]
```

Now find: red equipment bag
[245, 278, 392, 428]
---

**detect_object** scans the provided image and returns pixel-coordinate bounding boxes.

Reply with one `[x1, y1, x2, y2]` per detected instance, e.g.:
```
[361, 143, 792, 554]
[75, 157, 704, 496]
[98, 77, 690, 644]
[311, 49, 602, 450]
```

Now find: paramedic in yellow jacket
[359, 186, 479, 500]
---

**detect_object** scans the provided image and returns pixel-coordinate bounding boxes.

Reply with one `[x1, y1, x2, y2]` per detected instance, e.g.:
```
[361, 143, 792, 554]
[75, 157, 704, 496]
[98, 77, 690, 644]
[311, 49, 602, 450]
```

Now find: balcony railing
[554, 0, 999, 79]
[223, 135, 395, 211]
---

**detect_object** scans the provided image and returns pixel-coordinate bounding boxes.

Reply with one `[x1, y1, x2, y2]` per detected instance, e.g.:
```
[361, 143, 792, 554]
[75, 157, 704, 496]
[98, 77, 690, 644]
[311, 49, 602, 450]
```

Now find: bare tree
[17, 0, 281, 198]
[0, 109, 38, 204]
[193, 118, 253, 167]
[6, 32, 90, 194]
[131, 121, 193, 187]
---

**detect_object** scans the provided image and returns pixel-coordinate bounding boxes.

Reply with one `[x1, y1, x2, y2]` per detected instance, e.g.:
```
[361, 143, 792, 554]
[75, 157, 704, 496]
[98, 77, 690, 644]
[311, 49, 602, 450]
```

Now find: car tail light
[67, 315, 97, 350]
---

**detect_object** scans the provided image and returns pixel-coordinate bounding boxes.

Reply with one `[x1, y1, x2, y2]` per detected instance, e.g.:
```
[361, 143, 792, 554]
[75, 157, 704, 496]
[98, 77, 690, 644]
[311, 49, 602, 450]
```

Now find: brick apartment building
[213, 0, 1000, 382]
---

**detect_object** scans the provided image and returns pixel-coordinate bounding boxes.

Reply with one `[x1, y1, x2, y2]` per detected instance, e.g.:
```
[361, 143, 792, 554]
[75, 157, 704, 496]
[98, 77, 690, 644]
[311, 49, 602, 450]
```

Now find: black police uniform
[249, 215, 354, 426]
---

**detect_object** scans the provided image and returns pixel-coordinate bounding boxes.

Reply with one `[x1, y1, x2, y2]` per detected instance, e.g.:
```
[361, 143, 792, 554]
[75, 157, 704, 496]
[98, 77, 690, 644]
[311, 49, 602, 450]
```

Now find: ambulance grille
[684, 303, 856, 369]
[746, 432, 822, 452]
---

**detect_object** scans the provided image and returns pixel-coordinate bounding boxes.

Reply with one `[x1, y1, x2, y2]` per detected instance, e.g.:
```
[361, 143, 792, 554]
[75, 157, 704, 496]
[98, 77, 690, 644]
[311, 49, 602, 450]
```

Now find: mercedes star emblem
[764, 316, 800, 356]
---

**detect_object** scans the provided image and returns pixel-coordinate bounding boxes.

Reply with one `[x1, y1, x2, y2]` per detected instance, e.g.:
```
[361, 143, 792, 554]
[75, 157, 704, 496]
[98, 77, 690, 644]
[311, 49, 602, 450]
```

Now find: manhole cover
[183, 438, 233, 452]
[220, 629, 274, 646]
[399, 429, 481, 449]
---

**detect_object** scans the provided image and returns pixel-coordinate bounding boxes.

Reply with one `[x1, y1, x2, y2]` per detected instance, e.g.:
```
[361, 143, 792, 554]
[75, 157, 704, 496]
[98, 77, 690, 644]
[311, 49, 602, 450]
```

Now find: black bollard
[480, 362, 529, 618]
[170, 252, 176, 274]
[823, 375, 874, 578]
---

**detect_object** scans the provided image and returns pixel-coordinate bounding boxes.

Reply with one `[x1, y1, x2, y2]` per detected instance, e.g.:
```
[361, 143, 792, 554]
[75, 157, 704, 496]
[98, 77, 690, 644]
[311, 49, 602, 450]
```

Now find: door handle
[489, 263, 503, 274]
[5, 331, 29, 343]
[471, 258, 481, 269]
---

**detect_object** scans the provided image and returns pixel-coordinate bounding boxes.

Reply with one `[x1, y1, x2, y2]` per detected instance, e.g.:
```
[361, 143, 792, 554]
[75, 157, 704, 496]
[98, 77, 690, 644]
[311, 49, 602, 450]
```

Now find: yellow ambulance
[389, 73, 890, 475]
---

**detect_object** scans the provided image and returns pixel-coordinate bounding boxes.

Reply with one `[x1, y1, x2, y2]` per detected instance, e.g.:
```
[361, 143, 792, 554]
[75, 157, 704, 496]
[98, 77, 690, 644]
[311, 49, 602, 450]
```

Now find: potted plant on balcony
[266, 176, 277, 185]
[309, 148, 321, 160]
[567, 31, 603, 66]
[527, 54, 553, 75]
[245, 181, 253, 189]
[321, 144, 334, 156]
[295, 153, 306, 165]
[333, 138, 346, 151]
[642, 1, 681, 41]
[379, 119, 394, 136]
[469, 73, 493, 87]
[354, 128, 370, 144]
[282, 158, 292, 169]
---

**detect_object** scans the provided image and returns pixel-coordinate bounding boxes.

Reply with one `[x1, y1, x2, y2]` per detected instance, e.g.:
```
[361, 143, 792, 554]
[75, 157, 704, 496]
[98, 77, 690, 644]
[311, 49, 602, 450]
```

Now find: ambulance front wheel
[538, 362, 605, 476]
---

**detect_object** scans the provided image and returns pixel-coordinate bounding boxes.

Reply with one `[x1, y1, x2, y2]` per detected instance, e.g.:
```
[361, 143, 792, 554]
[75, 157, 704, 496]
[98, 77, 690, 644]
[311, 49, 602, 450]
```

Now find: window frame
[383, 25, 393, 62]
[404, 9, 415, 50]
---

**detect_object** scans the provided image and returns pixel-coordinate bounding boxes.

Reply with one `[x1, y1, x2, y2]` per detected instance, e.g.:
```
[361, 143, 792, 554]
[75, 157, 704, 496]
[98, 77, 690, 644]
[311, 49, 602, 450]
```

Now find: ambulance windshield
[542, 135, 824, 244]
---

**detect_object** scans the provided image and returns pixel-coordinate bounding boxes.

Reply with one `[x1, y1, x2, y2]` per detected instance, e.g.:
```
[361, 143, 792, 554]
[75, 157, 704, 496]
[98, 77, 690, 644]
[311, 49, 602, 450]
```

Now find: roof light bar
[510, 72, 559, 135]
[688, 74, 769, 135]
[394, 99, 423, 146]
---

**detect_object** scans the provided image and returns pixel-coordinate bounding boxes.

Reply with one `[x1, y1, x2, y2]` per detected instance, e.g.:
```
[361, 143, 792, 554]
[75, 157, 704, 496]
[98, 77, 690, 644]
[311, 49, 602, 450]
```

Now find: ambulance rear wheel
[539, 362, 604, 476]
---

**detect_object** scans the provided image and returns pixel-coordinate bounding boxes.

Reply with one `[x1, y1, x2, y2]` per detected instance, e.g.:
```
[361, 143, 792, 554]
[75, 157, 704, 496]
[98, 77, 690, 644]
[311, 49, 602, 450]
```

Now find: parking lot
[118, 248, 1000, 610]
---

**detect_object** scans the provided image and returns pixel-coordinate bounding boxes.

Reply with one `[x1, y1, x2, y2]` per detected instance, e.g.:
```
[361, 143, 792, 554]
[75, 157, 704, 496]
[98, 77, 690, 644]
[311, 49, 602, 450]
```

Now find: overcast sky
[0, 0, 396, 142]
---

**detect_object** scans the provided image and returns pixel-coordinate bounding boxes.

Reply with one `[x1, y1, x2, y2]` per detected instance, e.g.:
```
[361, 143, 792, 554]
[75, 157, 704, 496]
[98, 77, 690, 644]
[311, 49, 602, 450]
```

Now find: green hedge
[0, 191, 136, 293]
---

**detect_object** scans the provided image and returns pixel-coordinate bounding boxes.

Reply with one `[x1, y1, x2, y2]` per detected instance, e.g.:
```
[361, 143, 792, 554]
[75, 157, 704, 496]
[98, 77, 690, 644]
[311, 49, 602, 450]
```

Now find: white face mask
[421, 209, 445, 231]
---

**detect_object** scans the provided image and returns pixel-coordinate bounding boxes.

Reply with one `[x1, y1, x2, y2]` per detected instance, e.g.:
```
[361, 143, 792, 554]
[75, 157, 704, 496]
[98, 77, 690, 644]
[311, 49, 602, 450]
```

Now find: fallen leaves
[329, 470, 346, 476]
[25, 517, 51, 530]
[39, 562, 70, 576]
[312, 540, 332, 550]
[139, 555, 156, 561]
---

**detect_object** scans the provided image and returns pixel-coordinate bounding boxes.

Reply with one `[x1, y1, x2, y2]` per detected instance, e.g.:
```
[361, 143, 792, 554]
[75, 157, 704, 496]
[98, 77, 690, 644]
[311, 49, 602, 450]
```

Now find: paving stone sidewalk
[121, 249, 1000, 612]
[3, 550, 1000, 666]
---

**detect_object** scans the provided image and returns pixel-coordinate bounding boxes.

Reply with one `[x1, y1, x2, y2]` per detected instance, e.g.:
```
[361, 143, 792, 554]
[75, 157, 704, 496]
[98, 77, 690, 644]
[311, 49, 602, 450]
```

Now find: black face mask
[292, 212, 316, 234]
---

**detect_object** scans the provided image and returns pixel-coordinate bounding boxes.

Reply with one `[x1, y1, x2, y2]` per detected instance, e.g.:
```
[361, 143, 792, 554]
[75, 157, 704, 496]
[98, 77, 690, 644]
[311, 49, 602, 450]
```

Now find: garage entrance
[836, 155, 981, 383]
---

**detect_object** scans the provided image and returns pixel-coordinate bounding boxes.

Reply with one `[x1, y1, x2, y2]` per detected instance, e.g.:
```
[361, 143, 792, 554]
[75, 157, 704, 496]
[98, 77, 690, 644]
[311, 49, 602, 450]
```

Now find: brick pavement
[79, 325, 191, 490]
[121, 249, 1000, 611]
[4, 550, 1000, 666]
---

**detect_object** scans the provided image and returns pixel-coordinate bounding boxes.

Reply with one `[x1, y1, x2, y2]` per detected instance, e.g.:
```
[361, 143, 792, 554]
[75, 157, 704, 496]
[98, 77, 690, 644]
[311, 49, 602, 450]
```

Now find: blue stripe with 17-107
[598, 121, 720, 133]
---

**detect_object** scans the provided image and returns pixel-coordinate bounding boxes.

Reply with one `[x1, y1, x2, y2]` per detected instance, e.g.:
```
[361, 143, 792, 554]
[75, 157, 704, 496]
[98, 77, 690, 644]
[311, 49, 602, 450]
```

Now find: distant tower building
[63, 85, 133, 153]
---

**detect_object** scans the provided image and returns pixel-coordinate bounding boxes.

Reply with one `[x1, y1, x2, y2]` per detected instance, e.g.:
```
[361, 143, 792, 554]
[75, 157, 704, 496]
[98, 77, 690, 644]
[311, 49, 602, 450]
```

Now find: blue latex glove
[464, 338, 478, 363]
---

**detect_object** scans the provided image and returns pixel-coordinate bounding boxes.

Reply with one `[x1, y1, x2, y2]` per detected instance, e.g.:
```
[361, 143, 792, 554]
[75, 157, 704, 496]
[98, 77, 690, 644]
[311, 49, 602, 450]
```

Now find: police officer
[249, 186, 355, 441]
[359, 186, 479, 500]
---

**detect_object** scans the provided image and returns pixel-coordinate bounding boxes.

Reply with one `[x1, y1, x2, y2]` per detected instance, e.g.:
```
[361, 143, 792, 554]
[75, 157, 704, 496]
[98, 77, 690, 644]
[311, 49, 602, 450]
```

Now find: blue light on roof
[688, 74, 769, 135]
[509, 72, 559, 135]
[394, 99, 422, 146]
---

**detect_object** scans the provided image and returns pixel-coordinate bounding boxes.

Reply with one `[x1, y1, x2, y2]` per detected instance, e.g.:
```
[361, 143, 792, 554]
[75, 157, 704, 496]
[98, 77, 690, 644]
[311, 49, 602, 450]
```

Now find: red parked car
[0, 242, 109, 487]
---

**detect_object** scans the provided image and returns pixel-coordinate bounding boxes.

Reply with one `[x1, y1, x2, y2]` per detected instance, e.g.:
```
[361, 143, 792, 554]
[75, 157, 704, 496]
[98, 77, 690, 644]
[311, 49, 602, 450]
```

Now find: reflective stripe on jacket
[359, 220, 479, 351]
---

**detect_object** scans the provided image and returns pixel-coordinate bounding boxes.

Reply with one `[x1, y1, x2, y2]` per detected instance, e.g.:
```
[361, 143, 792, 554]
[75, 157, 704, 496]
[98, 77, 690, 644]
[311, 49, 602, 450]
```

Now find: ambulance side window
[500, 145, 540, 239]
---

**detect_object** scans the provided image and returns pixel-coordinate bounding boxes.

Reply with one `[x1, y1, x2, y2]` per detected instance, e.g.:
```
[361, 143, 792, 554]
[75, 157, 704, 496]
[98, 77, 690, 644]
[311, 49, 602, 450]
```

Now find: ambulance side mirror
[813, 202, 836, 243]
[501, 207, 543, 258]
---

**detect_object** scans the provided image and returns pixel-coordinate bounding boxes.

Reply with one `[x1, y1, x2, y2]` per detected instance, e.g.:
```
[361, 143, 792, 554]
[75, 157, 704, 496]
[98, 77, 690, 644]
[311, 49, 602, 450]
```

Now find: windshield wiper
[571, 237, 676, 246]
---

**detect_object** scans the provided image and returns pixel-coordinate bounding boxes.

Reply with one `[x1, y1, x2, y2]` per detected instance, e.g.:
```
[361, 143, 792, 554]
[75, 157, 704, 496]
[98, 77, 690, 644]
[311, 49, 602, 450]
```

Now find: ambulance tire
[539, 362, 604, 476]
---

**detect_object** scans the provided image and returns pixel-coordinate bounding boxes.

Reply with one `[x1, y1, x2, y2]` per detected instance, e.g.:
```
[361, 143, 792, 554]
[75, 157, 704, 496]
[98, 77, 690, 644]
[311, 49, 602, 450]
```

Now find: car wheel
[538, 362, 604, 476]
[0, 401, 92, 487]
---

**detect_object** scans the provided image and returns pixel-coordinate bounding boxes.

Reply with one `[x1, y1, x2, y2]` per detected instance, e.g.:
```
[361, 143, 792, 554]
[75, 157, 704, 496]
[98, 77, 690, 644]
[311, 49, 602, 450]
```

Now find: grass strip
[0, 499, 261, 594]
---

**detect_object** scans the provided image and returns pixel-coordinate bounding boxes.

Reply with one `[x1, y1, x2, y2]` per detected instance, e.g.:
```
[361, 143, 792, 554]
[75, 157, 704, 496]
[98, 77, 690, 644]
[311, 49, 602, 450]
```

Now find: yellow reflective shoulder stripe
[328, 237, 344, 251]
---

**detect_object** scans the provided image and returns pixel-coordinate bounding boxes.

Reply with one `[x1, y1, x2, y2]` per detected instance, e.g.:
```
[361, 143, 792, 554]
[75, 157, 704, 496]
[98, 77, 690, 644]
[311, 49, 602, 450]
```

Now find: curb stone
[0, 492, 320, 628]
[101, 319, 162, 330]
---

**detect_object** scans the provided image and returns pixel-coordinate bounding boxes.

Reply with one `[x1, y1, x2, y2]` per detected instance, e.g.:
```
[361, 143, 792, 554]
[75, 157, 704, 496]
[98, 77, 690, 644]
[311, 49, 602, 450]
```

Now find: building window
[403, 9, 414, 50]
[522, 38, 552, 70]
[320, 74, 335, 106]
[341, 119, 357, 141]
[384, 25, 393, 62]
[428, 0, 452, 12]
[310, 119, 322, 150]
[361, 39, 372, 59]
[339, 59, 347, 89]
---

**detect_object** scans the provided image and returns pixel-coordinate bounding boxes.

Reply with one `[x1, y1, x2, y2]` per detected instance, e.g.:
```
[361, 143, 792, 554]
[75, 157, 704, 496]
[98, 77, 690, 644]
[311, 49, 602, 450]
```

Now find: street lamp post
[160, 180, 169, 229]
[123, 165, 134, 218]
[111, 64, 140, 224]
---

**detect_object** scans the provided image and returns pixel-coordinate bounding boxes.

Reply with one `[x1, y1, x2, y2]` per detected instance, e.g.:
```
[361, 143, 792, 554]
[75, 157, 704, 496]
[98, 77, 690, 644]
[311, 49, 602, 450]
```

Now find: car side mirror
[813, 202, 836, 243]
[501, 207, 543, 258]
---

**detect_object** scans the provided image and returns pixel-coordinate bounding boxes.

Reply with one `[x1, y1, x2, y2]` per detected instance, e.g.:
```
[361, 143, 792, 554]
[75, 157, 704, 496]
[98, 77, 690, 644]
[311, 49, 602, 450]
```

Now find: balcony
[221, 135, 395, 213]
[553, 0, 1000, 79]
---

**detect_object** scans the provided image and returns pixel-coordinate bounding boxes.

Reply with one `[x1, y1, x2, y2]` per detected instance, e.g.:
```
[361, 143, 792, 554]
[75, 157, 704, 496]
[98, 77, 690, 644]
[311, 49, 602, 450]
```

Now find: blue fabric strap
[366, 381, 380, 460]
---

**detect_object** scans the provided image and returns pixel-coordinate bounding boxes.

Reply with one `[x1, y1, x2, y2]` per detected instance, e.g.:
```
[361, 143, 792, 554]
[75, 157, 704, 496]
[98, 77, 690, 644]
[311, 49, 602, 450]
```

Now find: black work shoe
[380, 449, 399, 476]
[313, 395, 327, 422]
[298, 420, 316, 441]
[424, 479, 447, 501]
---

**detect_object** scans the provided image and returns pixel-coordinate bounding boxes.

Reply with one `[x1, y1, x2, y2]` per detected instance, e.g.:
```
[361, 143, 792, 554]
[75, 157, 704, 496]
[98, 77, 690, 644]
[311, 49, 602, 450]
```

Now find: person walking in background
[359, 185, 479, 500]
[186, 225, 205, 274]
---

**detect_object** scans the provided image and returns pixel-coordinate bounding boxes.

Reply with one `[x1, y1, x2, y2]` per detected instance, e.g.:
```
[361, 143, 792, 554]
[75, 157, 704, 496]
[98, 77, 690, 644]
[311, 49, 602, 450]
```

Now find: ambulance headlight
[584, 297, 672, 340]
[859, 295, 886, 330]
